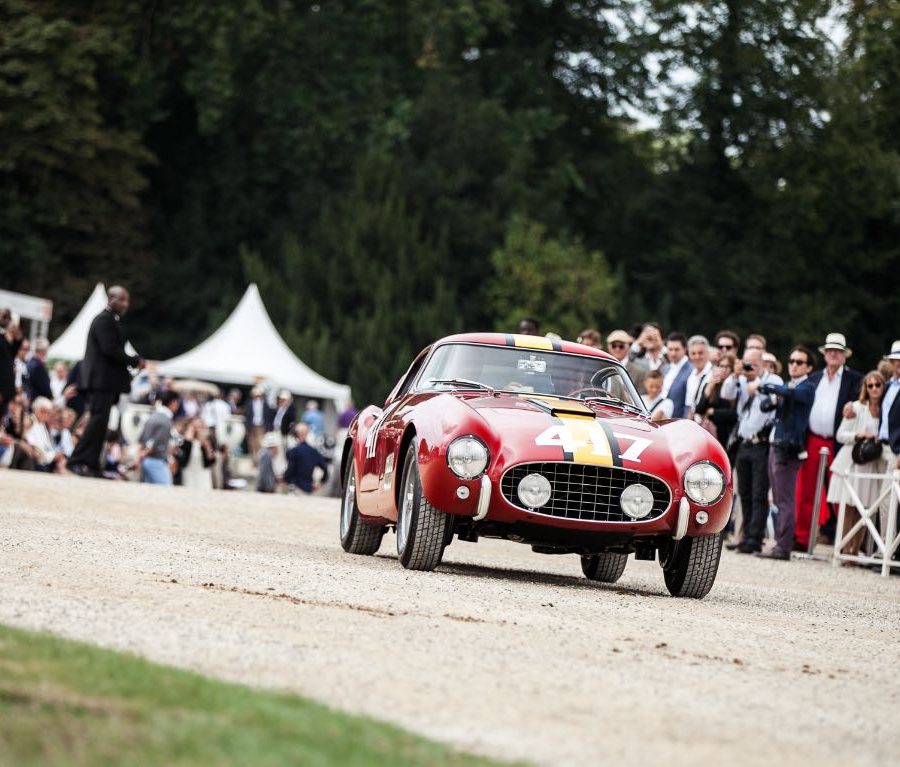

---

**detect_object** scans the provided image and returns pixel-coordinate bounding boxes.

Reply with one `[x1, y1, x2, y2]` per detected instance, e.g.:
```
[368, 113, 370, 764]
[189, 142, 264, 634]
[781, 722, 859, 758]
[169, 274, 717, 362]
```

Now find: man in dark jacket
[0, 308, 23, 416]
[284, 423, 328, 493]
[756, 345, 817, 559]
[67, 286, 143, 476]
[25, 337, 53, 402]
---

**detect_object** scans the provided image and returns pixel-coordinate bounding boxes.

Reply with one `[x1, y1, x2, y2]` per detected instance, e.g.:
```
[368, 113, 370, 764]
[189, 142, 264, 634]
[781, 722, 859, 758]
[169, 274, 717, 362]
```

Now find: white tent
[48, 282, 137, 361]
[156, 284, 350, 403]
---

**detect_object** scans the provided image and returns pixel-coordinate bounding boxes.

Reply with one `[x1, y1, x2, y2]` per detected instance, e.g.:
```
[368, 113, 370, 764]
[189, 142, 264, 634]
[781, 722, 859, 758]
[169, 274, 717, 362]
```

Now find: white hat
[818, 332, 852, 358]
[884, 340, 900, 361]
[277, 389, 292, 400]
[262, 432, 281, 448]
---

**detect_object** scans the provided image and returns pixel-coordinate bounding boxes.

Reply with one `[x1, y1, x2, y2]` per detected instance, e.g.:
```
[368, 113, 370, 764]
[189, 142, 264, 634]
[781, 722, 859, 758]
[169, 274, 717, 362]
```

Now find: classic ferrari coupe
[339, 333, 732, 598]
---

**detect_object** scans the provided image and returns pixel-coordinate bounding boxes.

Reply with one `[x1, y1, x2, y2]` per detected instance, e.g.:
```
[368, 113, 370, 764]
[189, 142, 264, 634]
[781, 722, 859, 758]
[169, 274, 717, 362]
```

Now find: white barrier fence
[832, 467, 900, 577]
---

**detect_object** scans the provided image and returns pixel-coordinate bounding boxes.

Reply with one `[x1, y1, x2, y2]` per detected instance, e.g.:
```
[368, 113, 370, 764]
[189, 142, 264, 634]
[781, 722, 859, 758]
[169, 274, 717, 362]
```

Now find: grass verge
[0, 624, 512, 767]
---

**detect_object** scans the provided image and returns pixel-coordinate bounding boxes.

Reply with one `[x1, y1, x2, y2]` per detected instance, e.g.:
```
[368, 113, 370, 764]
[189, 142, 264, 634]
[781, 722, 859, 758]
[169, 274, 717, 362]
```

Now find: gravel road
[2, 471, 898, 766]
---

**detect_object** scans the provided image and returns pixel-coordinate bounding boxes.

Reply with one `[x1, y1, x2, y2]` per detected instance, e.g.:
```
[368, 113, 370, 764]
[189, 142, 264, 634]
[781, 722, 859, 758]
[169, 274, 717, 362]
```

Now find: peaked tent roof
[48, 283, 138, 361]
[156, 284, 350, 402]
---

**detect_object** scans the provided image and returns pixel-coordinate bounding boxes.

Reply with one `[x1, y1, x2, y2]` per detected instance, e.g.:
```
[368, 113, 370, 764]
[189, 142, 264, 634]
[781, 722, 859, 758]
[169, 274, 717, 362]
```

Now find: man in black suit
[0, 308, 23, 416]
[795, 333, 863, 548]
[68, 286, 144, 476]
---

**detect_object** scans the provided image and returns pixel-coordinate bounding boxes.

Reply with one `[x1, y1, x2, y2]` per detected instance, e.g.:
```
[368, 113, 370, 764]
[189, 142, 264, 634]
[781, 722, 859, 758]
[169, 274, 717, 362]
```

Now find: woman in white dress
[181, 418, 215, 490]
[827, 370, 887, 558]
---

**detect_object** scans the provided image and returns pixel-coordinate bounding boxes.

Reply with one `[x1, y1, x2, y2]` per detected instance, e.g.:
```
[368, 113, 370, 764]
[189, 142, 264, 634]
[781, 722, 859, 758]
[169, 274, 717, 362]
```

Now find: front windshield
[417, 343, 645, 410]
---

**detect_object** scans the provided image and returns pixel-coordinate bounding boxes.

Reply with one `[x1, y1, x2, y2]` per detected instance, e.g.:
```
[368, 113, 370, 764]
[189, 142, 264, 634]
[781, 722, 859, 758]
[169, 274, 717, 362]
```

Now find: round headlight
[447, 436, 489, 479]
[683, 462, 726, 505]
[620, 483, 654, 519]
[517, 473, 552, 508]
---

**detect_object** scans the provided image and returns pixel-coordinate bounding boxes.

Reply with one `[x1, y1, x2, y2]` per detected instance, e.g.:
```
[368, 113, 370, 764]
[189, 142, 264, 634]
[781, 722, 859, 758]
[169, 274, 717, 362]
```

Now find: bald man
[68, 286, 144, 476]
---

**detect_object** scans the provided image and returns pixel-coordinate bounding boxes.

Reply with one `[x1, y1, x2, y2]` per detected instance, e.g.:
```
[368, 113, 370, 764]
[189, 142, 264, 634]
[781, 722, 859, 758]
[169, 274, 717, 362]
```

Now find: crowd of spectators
[558, 319, 900, 566]
[0, 304, 353, 495]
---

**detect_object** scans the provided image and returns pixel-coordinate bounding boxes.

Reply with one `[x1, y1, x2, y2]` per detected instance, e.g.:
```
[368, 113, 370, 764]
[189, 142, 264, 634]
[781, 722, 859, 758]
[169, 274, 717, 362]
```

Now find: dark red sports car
[340, 333, 732, 598]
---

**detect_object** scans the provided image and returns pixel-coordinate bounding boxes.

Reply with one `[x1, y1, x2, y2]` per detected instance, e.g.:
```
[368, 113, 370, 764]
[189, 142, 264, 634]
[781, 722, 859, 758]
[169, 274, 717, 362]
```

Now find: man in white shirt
[795, 333, 863, 548]
[684, 335, 713, 420]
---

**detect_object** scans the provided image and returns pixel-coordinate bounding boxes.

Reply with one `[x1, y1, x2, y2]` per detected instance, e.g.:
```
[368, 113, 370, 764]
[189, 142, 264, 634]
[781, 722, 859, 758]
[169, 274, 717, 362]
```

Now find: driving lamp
[517, 473, 552, 508]
[620, 483, 654, 519]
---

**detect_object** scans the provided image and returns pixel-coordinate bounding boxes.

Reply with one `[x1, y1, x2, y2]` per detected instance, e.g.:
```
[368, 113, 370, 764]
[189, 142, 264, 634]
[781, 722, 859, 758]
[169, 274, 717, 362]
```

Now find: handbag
[851, 438, 881, 465]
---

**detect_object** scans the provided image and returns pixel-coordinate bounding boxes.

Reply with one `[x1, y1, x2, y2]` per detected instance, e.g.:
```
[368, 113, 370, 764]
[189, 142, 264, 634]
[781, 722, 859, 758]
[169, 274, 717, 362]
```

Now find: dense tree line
[2, 0, 898, 404]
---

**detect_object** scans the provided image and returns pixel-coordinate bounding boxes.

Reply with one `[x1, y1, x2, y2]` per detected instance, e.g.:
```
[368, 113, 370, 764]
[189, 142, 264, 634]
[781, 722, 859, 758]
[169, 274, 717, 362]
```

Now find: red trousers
[794, 433, 834, 547]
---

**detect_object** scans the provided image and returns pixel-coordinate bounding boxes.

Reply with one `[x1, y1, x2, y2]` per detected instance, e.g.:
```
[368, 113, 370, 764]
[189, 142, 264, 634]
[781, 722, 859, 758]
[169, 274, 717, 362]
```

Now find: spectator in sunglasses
[755, 346, 817, 559]
[714, 330, 741, 357]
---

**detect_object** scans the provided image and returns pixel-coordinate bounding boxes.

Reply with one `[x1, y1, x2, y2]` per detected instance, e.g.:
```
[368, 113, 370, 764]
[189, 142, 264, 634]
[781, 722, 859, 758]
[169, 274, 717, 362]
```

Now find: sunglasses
[867, 382, 884, 389]
[609, 342, 628, 349]
[788, 358, 808, 365]
[717, 344, 734, 350]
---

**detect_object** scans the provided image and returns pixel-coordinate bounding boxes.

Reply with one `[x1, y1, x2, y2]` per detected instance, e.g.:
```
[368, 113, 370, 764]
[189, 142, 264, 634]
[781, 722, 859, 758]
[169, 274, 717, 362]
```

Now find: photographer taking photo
[754, 346, 817, 560]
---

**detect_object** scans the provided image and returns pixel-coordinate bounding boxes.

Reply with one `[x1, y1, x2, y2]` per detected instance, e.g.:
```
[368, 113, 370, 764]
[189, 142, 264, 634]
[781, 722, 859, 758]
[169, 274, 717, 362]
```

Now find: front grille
[500, 462, 671, 523]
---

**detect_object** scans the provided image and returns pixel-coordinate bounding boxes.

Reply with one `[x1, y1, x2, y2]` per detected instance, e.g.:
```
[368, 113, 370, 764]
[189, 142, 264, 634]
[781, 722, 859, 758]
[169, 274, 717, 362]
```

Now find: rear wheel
[662, 533, 723, 599]
[396, 443, 452, 571]
[340, 457, 385, 555]
[581, 552, 628, 583]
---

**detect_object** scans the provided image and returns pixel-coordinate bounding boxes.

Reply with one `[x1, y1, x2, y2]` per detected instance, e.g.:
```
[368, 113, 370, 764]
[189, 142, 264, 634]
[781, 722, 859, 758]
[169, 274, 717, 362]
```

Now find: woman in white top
[827, 370, 887, 557]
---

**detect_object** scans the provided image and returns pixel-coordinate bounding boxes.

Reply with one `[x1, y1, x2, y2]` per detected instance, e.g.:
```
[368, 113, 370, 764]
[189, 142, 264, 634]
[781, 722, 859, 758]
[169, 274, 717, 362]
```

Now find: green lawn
[0, 624, 513, 767]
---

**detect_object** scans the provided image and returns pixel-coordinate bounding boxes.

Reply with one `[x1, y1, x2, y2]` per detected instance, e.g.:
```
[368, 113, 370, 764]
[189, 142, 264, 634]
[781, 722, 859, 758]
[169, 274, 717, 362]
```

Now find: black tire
[581, 552, 628, 583]
[396, 443, 451, 571]
[339, 456, 385, 555]
[663, 533, 723, 599]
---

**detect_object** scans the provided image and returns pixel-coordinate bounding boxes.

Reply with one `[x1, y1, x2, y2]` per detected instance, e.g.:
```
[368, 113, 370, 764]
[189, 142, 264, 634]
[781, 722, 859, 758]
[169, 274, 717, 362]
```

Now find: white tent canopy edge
[155, 284, 350, 404]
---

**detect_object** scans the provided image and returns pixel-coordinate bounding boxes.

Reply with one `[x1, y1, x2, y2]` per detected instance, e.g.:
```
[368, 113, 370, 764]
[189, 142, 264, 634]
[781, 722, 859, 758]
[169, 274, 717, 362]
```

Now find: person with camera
[754, 346, 817, 560]
[627, 322, 667, 393]
[695, 353, 739, 449]
[721, 349, 782, 553]
[825, 370, 888, 561]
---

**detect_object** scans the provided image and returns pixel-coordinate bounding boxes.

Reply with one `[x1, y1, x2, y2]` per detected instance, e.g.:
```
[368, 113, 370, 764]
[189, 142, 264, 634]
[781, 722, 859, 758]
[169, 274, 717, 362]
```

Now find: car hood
[453, 392, 721, 481]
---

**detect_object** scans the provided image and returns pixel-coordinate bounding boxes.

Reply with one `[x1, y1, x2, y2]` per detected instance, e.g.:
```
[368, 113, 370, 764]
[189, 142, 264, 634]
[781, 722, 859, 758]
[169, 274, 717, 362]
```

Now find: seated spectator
[284, 423, 329, 494]
[256, 432, 280, 493]
[25, 397, 68, 473]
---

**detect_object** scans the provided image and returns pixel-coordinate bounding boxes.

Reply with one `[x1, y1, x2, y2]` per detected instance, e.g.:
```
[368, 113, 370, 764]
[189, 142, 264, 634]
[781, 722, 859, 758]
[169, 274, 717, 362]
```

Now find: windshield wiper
[427, 378, 495, 393]
[581, 395, 647, 416]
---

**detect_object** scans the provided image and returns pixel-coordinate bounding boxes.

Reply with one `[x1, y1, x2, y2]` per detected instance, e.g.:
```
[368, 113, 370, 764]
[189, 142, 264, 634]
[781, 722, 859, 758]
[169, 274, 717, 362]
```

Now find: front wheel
[581, 552, 627, 583]
[396, 442, 452, 571]
[662, 533, 723, 599]
[340, 456, 385, 555]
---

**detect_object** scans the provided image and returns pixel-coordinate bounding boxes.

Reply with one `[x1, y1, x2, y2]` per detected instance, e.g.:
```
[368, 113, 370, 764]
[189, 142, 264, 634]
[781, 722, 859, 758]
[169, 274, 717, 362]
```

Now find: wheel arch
[393, 423, 418, 512]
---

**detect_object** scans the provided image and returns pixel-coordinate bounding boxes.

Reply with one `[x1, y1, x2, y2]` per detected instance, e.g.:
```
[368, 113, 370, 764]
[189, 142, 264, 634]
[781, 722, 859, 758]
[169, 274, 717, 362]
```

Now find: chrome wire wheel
[340, 466, 355, 540]
[397, 464, 416, 554]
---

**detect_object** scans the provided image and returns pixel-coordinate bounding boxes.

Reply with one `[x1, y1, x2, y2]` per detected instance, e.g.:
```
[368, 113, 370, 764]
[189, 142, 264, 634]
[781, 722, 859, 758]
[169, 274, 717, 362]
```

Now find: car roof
[434, 333, 617, 362]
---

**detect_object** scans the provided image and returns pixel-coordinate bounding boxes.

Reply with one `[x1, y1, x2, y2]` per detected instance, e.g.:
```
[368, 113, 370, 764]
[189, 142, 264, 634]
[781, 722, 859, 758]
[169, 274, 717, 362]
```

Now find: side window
[386, 348, 430, 403]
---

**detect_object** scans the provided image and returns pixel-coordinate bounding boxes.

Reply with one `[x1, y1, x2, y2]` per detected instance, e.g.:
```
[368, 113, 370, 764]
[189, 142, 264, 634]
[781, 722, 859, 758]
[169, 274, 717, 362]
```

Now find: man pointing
[68, 286, 144, 476]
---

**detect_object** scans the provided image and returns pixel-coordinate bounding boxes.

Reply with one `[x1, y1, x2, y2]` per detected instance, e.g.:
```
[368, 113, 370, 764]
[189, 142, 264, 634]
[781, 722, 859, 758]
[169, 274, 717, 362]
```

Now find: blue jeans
[142, 456, 172, 485]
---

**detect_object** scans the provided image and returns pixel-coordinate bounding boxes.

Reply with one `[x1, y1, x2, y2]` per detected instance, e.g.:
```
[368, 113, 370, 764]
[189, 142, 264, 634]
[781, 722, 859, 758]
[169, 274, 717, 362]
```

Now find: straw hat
[762, 352, 783, 375]
[818, 332, 852, 358]
[606, 329, 633, 345]
[261, 432, 281, 448]
[884, 340, 900, 361]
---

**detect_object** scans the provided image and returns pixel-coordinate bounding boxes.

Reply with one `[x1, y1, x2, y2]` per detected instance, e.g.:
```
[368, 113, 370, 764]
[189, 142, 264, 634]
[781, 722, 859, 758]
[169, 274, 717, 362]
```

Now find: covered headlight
[447, 436, 489, 479]
[620, 483, 654, 519]
[517, 473, 552, 508]
[683, 462, 726, 505]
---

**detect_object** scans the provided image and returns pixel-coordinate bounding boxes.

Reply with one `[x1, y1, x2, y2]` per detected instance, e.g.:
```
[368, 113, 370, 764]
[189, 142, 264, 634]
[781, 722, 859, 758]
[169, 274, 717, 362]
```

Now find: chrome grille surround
[500, 461, 672, 523]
